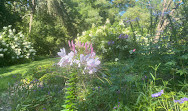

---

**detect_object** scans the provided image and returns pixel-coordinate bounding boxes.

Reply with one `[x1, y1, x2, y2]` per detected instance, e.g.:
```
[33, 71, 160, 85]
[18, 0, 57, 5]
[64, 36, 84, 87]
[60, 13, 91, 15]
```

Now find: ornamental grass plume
[151, 90, 164, 98]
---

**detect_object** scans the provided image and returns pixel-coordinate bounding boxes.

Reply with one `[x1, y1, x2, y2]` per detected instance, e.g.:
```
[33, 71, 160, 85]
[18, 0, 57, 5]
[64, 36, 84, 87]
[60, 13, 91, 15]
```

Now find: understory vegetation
[0, 0, 187, 111]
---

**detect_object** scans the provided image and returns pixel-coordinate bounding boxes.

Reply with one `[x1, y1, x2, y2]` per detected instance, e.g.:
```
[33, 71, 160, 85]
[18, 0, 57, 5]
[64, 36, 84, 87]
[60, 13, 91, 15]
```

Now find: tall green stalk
[129, 21, 137, 48]
[62, 70, 78, 111]
[167, 14, 177, 43]
[136, 18, 143, 36]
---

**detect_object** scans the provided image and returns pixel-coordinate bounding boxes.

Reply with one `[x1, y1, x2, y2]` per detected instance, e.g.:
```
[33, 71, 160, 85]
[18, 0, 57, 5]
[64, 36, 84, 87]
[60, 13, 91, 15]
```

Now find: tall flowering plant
[57, 40, 101, 111]
[57, 40, 100, 74]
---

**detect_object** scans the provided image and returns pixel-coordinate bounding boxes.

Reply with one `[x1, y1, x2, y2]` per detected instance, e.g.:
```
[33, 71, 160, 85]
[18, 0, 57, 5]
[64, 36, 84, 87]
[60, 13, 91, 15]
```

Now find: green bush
[40, 74, 66, 85]
[29, 20, 71, 56]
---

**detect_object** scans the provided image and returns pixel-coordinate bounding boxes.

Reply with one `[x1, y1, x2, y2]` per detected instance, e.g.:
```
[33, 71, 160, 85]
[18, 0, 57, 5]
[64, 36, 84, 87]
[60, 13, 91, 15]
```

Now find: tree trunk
[29, 0, 36, 33]
[154, 0, 182, 43]
[154, 0, 172, 43]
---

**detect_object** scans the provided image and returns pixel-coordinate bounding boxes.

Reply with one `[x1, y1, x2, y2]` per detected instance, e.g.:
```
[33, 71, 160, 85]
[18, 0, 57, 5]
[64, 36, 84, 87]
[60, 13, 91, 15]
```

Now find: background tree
[0, 0, 22, 30]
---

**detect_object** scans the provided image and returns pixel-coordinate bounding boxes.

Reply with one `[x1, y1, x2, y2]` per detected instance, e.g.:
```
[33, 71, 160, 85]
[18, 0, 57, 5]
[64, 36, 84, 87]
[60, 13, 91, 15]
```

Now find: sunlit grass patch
[0, 57, 60, 92]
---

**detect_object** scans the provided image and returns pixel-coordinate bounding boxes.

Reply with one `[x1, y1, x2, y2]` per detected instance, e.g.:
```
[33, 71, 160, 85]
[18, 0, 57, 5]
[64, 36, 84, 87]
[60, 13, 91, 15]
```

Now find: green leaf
[62, 105, 67, 108]
[179, 54, 188, 60]
[64, 100, 71, 103]
[124, 106, 131, 111]
[69, 82, 76, 86]
[150, 73, 155, 80]
[151, 101, 158, 106]
[66, 90, 74, 95]
[165, 61, 176, 66]
[69, 78, 76, 81]
[66, 87, 74, 91]
[103, 77, 112, 85]
[65, 104, 73, 109]
[176, 69, 187, 76]
[61, 109, 69, 111]
[136, 93, 142, 105]
[96, 76, 104, 83]
[66, 95, 73, 99]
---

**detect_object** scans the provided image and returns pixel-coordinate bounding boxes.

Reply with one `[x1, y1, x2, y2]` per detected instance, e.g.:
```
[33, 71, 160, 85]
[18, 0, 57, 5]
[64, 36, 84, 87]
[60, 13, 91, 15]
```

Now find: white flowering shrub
[76, 19, 135, 60]
[0, 25, 36, 66]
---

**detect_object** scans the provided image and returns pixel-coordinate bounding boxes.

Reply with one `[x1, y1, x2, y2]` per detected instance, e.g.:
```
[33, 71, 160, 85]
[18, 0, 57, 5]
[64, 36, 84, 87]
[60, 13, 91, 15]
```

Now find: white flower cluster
[0, 25, 36, 61]
[119, 19, 125, 26]
[105, 18, 110, 24]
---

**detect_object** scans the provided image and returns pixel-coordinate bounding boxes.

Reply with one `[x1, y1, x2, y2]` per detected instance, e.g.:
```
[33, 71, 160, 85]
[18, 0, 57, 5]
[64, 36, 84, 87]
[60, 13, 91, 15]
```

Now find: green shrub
[40, 74, 66, 85]
[25, 63, 67, 84]
[29, 20, 71, 56]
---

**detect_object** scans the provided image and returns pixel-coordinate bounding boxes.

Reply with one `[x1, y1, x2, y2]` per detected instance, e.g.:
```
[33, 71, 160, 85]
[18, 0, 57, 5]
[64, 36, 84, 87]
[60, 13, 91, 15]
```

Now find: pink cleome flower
[57, 40, 100, 74]
[133, 49, 136, 52]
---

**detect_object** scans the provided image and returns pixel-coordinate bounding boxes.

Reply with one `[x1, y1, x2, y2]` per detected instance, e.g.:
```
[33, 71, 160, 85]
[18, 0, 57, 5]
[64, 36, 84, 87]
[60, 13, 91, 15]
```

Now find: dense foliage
[77, 19, 136, 60]
[0, 0, 187, 111]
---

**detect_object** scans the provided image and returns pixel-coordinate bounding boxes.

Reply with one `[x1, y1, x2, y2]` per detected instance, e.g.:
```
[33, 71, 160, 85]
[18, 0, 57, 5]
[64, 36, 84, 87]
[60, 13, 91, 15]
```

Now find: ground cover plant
[0, 0, 187, 111]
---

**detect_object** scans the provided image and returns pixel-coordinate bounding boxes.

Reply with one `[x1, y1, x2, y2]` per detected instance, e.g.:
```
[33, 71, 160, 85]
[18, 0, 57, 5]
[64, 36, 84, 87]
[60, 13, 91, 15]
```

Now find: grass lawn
[0, 57, 60, 93]
[0, 56, 187, 110]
